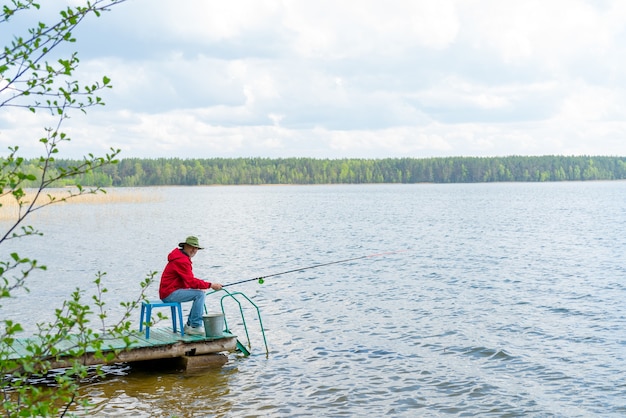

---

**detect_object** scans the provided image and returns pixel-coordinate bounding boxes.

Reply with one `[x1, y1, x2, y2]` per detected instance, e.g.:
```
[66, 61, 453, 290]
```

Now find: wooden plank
[178, 353, 228, 370]
[7, 329, 239, 370]
[143, 328, 182, 345]
[4, 336, 79, 360]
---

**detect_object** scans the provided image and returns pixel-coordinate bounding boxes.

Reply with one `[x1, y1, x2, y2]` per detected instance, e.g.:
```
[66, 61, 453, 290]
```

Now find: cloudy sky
[2, 0, 626, 159]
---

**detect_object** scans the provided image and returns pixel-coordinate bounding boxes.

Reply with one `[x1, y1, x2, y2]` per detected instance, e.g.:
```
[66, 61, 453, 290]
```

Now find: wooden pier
[7, 328, 240, 371]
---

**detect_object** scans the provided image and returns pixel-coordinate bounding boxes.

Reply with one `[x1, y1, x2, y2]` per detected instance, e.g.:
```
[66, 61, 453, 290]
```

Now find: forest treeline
[15, 155, 626, 187]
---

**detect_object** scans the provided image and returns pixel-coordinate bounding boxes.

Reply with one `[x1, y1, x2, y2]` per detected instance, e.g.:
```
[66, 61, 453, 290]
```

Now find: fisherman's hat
[179, 236, 204, 249]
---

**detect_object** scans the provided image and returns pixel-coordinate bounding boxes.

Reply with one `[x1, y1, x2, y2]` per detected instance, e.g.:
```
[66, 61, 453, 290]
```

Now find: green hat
[179, 236, 204, 249]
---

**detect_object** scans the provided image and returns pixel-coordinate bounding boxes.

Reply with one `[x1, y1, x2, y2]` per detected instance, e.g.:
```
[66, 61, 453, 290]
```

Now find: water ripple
[4, 184, 624, 417]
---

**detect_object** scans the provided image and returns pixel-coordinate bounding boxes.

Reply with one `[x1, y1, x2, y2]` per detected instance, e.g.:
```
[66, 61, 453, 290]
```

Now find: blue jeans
[162, 289, 205, 328]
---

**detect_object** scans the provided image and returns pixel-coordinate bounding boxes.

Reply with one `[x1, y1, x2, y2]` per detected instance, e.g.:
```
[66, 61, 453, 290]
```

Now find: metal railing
[206, 288, 269, 356]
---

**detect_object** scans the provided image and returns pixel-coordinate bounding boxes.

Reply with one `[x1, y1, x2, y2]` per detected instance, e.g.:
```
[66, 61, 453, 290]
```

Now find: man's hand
[210, 282, 223, 290]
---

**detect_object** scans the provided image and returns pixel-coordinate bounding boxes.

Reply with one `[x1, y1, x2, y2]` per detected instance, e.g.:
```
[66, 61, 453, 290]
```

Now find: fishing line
[222, 249, 407, 287]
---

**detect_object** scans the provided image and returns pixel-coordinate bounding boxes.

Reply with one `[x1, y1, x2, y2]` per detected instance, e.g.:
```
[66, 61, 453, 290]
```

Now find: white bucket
[202, 313, 224, 337]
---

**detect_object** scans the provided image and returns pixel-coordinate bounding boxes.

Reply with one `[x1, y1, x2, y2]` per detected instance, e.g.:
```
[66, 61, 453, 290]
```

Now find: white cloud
[282, 0, 459, 58]
[163, 0, 282, 42]
[458, 0, 626, 68]
[554, 81, 623, 122]
[2, 0, 626, 159]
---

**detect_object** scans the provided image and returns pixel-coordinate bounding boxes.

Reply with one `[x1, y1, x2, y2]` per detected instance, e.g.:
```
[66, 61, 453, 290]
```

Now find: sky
[2, 0, 626, 159]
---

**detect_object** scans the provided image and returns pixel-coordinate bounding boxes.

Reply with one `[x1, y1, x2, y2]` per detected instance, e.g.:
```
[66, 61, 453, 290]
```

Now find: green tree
[0, 1, 152, 416]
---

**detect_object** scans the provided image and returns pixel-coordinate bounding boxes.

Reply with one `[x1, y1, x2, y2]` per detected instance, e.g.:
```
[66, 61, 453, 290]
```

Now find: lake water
[1, 182, 625, 417]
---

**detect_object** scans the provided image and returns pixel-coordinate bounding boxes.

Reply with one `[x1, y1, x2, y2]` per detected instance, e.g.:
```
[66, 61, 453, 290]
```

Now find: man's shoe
[184, 324, 205, 336]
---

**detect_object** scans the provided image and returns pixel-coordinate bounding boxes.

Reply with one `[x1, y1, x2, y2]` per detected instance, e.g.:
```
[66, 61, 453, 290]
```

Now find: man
[159, 236, 223, 335]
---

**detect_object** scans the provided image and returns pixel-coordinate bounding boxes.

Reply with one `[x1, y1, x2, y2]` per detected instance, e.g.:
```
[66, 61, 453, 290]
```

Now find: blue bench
[139, 301, 184, 339]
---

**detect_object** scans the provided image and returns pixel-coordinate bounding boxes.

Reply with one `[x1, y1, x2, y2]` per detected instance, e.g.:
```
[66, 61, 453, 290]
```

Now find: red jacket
[159, 248, 211, 300]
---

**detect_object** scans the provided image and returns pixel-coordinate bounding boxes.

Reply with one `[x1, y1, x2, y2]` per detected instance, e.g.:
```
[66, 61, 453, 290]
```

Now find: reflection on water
[82, 363, 239, 417]
[2, 183, 625, 417]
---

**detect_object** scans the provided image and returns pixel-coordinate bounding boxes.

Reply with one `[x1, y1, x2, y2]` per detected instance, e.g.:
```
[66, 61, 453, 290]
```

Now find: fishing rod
[222, 250, 406, 287]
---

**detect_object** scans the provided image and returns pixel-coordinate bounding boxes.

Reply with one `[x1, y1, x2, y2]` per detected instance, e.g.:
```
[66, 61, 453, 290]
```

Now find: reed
[0, 188, 162, 221]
